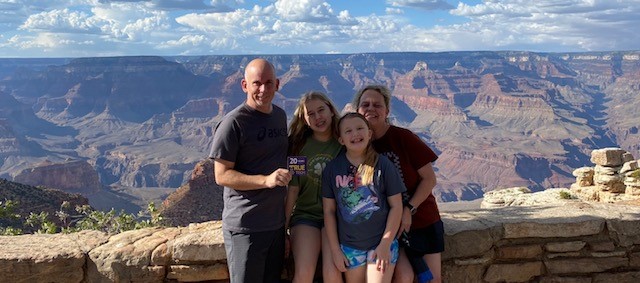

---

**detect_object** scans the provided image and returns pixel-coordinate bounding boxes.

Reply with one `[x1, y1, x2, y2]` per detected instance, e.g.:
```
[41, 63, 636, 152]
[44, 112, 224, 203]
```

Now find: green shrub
[630, 169, 640, 179]
[559, 190, 573, 199]
[1, 200, 162, 235]
[0, 200, 22, 235]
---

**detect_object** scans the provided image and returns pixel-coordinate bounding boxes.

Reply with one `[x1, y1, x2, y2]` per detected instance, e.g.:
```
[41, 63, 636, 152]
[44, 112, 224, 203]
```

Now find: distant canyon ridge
[0, 52, 638, 202]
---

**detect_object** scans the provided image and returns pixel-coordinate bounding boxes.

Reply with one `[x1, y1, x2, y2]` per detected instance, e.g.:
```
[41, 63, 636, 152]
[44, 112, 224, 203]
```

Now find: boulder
[590, 148, 628, 167]
[0, 230, 107, 283]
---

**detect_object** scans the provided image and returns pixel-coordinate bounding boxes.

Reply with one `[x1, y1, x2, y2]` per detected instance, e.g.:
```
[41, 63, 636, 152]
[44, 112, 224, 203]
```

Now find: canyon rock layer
[0, 52, 638, 204]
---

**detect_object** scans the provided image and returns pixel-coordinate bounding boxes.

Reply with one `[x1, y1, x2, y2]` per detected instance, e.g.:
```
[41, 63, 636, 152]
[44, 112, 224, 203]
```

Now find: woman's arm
[407, 162, 436, 209]
[399, 162, 436, 233]
[323, 197, 348, 272]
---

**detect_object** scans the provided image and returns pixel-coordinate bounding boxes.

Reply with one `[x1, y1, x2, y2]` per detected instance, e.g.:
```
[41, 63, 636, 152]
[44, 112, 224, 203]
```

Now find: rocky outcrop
[481, 148, 640, 208]
[160, 159, 223, 226]
[13, 160, 102, 195]
[3, 201, 640, 282]
[571, 147, 640, 202]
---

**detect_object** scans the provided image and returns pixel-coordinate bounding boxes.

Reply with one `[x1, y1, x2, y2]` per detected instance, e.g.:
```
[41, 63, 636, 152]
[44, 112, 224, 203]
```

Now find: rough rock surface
[160, 158, 223, 226]
[3, 201, 640, 282]
[13, 160, 102, 194]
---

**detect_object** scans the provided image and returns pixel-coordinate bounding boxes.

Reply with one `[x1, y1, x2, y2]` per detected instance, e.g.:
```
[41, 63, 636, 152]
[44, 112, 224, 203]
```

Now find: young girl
[322, 112, 406, 283]
[286, 91, 344, 283]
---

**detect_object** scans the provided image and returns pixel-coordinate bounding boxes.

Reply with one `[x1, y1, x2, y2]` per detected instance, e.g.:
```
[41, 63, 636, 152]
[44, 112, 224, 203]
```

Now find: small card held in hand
[288, 156, 307, 176]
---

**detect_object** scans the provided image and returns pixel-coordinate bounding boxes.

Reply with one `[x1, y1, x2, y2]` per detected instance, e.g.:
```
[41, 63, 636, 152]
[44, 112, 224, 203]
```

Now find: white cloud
[447, 0, 640, 51]
[388, 0, 454, 10]
[274, 0, 336, 23]
[386, 8, 404, 15]
[176, 8, 271, 34]
[148, 0, 243, 11]
[1, 0, 639, 57]
[164, 34, 204, 46]
[3, 33, 94, 51]
[20, 8, 102, 33]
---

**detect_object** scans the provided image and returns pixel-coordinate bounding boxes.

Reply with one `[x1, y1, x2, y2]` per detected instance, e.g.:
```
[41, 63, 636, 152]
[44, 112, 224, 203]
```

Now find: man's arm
[214, 158, 292, 191]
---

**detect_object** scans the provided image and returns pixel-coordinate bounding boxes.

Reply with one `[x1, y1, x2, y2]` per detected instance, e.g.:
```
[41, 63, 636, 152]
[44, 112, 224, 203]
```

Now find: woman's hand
[397, 207, 412, 236]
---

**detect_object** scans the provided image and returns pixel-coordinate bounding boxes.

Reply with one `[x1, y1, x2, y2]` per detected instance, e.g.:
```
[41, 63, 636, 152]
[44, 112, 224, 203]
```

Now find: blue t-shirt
[209, 103, 288, 233]
[322, 152, 406, 250]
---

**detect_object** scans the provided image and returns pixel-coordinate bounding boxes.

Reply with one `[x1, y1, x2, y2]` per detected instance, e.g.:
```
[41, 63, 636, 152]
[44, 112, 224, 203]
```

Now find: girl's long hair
[288, 91, 341, 155]
[338, 112, 378, 185]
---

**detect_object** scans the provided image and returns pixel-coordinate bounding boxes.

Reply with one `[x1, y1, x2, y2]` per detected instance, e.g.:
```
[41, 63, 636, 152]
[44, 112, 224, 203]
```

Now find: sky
[0, 0, 639, 58]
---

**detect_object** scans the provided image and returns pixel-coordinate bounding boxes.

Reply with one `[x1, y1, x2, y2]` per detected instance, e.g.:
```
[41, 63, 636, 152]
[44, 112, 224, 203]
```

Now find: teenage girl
[286, 91, 344, 283]
[322, 112, 406, 283]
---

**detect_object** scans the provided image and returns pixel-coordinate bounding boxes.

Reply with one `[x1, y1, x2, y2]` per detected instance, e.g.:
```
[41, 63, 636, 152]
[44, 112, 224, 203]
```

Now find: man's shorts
[340, 239, 399, 269]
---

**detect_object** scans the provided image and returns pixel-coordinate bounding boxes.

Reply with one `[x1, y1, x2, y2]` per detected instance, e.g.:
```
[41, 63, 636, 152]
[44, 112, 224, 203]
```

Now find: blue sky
[0, 0, 638, 58]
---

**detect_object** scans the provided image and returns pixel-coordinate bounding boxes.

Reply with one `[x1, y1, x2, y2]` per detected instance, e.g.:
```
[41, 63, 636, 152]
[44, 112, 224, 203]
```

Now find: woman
[353, 85, 443, 283]
[286, 91, 344, 283]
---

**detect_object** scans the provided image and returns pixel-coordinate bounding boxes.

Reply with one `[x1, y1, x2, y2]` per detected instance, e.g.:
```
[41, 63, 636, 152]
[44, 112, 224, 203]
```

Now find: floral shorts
[340, 239, 399, 269]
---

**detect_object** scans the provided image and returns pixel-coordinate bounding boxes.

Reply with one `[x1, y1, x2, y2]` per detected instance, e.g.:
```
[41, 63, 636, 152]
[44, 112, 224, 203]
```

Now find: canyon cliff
[0, 52, 638, 204]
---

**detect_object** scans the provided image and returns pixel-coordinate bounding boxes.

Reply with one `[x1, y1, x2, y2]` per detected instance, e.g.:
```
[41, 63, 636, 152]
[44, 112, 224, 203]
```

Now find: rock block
[544, 241, 586, 252]
[497, 244, 543, 259]
[167, 264, 229, 282]
[0, 230, 107, 283]
[591, 148, 627, 167]
[545, 257, 627, 274]
[538, 276, 592, 283]
[87, 227, 178, 282]
[594, 165, 621, 175]
[593, 271, 640, 283]
[607, 218, 640, 247]
[504, 219, 603, 238]
[630, 252, 640, 267]
[588, 241, 615, 252]
[620, 160, 639, 174]
[484, 261, 544, 283]
[172, 221, 226, 263]
[572, 167, 594, 177]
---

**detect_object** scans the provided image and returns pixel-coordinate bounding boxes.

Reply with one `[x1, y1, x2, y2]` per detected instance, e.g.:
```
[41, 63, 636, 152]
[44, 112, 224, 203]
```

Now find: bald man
[210, 58, 292, 283]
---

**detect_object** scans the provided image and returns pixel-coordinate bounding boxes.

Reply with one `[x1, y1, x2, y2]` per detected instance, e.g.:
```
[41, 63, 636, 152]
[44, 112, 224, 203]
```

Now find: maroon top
[372, 125, 440, 229]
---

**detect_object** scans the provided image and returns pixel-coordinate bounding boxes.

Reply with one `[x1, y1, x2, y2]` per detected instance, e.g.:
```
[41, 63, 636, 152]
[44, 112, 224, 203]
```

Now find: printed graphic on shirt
[334, 168, 380, 224]
[257, 126, 287, 141]
[308, 153, 334, 186]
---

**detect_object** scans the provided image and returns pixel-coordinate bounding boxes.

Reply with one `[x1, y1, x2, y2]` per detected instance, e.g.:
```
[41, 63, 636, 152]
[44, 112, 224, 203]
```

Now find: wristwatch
[405, 202, 417, 215]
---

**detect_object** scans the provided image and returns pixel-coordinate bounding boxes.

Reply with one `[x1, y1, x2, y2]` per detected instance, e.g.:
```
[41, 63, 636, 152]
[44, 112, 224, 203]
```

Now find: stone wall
[2, 200, 640, 283]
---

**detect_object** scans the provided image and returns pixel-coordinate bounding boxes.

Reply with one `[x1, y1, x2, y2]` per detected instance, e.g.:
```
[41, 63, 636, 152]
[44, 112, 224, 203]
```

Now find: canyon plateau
[0, 52, 639, 209]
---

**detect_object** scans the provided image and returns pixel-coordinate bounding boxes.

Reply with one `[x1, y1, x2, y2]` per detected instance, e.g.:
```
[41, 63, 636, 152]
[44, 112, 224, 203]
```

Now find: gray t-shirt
[209, 103, 288, 233]
[322, 152, 406, 250]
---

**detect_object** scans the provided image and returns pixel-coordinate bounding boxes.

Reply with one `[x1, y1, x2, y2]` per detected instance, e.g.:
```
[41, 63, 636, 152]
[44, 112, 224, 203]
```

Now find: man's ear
[241, 79, 247, 92]
[275, 78, 280, 91]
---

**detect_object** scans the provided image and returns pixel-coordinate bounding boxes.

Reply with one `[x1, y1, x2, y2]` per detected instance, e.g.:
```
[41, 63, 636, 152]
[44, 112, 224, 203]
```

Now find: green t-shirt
[290, 136, 342, 223]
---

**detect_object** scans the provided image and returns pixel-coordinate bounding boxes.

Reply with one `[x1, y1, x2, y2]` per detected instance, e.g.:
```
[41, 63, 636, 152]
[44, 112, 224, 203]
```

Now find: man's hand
[266, 168, 292, 188]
